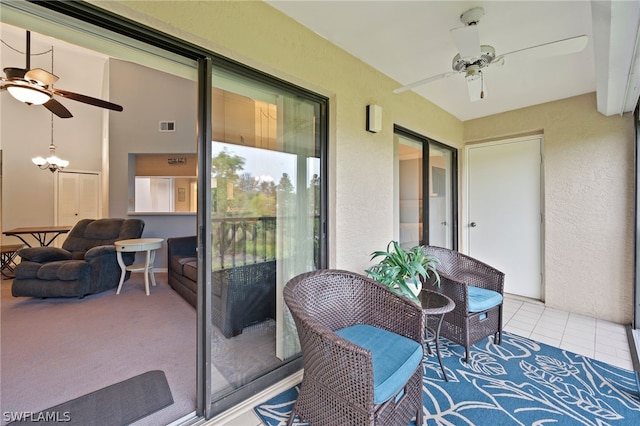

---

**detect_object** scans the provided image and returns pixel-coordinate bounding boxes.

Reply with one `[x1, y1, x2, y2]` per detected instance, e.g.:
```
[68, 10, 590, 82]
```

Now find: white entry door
[466, 136, 542, 299]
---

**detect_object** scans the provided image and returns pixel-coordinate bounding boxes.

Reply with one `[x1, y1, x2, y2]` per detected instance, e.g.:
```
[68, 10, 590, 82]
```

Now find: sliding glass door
[209, 66, 326, 407]
[395, 126, 457, 249]
[4, 1, 329, 421]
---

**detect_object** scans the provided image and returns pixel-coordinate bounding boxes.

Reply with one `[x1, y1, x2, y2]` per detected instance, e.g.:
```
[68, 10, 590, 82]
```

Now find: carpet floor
[0, 273, 196, 426]
[254, 331, 640, 425]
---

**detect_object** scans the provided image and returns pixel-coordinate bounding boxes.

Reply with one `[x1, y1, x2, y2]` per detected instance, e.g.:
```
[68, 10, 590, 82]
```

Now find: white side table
[115, 238, 163, 295]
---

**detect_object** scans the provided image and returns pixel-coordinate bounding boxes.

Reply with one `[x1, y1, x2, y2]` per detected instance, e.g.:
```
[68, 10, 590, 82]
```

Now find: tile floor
[213, 294, 636, 426]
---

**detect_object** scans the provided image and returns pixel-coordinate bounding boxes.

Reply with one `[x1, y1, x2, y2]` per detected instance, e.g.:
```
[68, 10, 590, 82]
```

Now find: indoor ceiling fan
[394, 7, 588, 101]
[0, 30, 123, 118]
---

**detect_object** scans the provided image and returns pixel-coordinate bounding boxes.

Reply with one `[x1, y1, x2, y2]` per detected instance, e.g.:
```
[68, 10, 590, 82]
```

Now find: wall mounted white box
[366, 105, 382, 133]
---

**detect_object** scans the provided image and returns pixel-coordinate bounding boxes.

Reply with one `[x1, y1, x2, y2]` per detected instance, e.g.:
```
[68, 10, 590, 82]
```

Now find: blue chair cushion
[336, 324, 423, 404]
[468, 285, 503, 312]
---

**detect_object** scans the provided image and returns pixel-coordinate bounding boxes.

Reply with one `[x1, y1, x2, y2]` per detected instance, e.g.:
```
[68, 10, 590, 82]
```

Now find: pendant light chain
[31, 44, 69, 173]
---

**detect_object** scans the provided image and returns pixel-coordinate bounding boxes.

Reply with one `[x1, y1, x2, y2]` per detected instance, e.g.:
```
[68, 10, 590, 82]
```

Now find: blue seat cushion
[336, 324, 422, 405]
[468, 285, 503, 312]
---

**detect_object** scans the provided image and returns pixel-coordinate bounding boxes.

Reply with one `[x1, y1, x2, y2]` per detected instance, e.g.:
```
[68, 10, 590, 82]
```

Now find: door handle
[470, 222, 477, 227]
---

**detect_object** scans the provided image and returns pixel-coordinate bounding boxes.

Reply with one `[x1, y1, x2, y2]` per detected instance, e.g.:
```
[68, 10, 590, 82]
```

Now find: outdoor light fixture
[366, 104, 382, 133]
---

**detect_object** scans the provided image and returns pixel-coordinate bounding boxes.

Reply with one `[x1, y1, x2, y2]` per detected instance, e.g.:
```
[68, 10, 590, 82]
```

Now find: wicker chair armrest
[292, 309, 375, 410]
[453, 253, 505, 294]
[437, 270, 470, 313]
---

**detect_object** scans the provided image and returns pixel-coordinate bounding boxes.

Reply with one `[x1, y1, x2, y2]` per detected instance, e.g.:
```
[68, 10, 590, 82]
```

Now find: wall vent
[159, 121, 176, 132]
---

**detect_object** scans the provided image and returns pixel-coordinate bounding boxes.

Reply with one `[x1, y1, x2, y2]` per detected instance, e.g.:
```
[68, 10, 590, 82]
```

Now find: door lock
[470, 222, 477, 227]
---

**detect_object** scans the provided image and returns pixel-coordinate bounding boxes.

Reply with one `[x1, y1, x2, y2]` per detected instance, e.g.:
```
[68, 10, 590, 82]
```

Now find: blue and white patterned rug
[254, 332, 640, 425]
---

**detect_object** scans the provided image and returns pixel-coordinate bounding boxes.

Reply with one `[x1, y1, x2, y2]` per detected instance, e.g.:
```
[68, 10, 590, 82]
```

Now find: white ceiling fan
[394, 7, 589, 101]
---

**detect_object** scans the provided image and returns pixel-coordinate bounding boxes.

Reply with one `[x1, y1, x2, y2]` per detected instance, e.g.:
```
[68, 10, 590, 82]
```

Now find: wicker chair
[423, 246, 505, 362]
[284, 269, 424, 426]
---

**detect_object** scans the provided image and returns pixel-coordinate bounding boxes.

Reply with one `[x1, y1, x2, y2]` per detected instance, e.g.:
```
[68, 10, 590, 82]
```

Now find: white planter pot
[405, 278, 422, 297]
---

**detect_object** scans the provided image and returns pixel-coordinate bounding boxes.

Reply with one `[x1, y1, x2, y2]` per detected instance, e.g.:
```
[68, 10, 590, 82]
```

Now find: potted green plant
[365, 240, 440, 303]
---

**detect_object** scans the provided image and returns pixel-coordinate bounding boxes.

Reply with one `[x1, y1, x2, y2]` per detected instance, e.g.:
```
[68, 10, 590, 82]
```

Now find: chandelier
[31, 121, 69, 172]
[30, 44, 69, 172]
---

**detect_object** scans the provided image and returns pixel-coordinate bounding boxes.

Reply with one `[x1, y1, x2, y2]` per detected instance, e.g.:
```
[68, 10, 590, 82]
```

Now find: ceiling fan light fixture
[6, 84, 51, 105]
[465, 65, 481, 80]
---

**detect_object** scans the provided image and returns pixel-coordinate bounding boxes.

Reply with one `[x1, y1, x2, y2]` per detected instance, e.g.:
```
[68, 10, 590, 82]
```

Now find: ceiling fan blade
[43, 98, 73, 118]
[450, 25, 481, 59]
[496, 35, 588, 62]
[25, 68, 59, 86]
[394, 71, 459, 94]
[52, 88, 123, 112]
[466, 75, 486, 102]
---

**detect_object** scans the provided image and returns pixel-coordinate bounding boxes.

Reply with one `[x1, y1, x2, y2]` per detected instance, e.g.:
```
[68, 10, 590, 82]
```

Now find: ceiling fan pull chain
[51, 41, 54, 83]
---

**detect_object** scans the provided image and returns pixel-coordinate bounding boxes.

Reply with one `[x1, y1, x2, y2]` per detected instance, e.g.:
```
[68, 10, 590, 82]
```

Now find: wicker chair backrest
[284, 269, 369, 332]
[423, 245, 504, 292]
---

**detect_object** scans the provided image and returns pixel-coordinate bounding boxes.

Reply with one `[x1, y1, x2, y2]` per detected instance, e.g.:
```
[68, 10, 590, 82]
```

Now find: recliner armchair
[12, 218, 144, 299]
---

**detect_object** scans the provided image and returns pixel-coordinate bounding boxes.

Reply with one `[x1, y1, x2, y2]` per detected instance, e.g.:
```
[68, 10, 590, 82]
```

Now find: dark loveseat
[167, 236, 276, 338]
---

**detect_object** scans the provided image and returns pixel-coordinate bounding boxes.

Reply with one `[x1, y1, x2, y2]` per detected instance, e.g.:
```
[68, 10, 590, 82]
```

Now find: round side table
[418, 289, 455, 381]
[115, 238, 163, 295]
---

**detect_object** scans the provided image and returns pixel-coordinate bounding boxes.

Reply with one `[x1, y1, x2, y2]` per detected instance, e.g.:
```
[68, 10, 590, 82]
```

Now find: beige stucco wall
[96, 0, 464, 274]
[93, 1, 635, 324]
[465, 93, 634, 324]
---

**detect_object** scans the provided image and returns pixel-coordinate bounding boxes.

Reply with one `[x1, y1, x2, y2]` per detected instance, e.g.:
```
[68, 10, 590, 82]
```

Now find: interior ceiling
[2, 2, 637, 122]
[267, 0, 640, 122]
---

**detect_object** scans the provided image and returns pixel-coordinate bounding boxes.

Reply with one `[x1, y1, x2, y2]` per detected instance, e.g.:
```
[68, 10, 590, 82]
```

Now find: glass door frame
[18, 0, 329, 420]
[394, 125, 458, 250]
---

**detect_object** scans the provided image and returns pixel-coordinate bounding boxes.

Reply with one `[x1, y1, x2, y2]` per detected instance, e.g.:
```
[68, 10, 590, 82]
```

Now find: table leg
[149, 249, 157, 288]
[423, 323, 434, 355]
[143, 250, 151, 296]
[116, 251, 127, 294]
[1, 252, 18, 278]
[435, 314, 449, 382]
